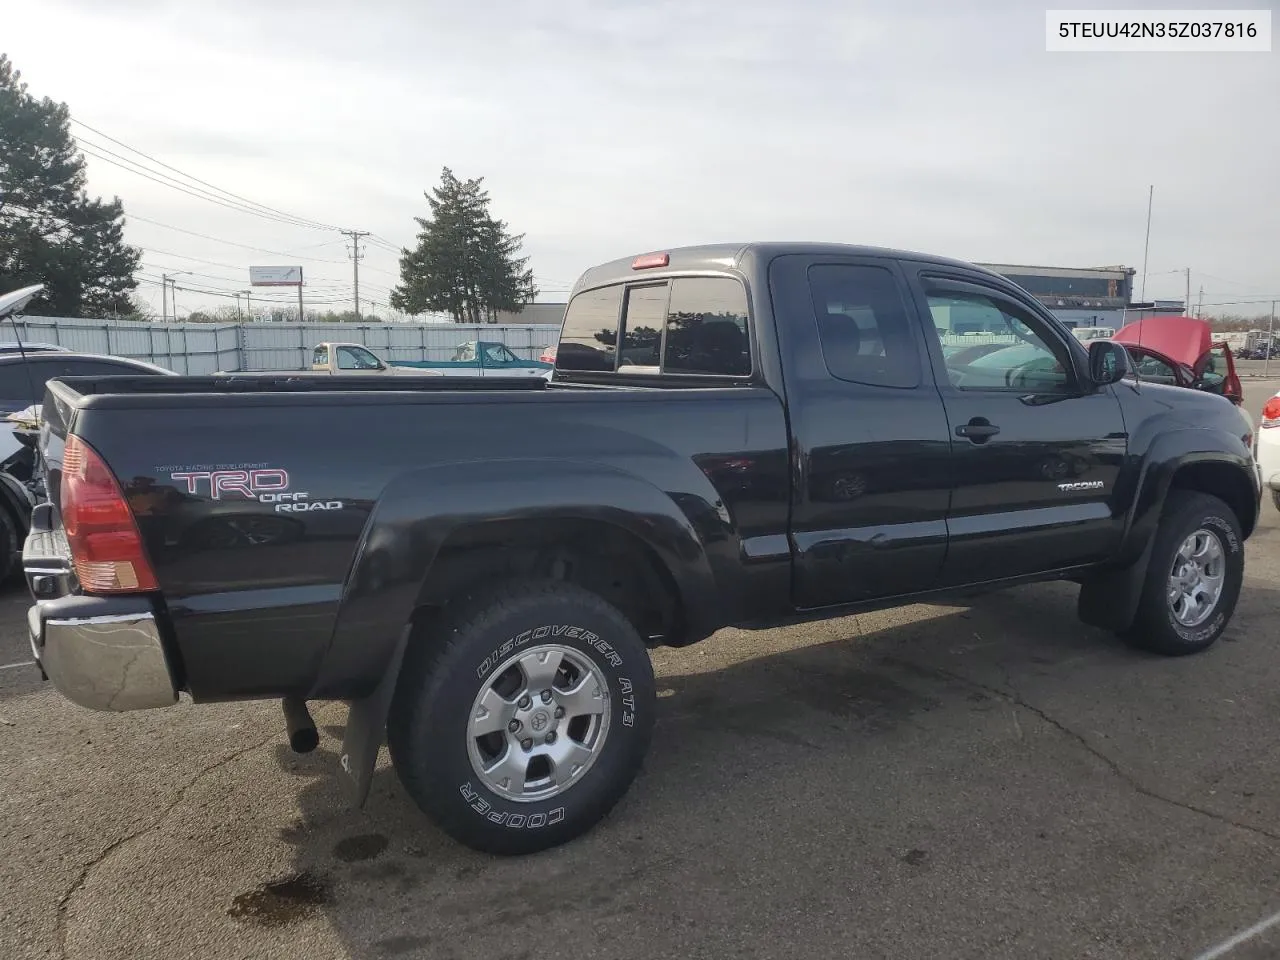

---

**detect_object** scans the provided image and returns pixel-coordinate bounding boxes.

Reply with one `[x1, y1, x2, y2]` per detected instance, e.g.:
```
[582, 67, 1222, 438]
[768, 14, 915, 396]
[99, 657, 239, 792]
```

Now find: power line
[1197, 296, 1280, 308]
[136, 275, 352, 306]
[70, 117, 338, 230]
[76, 141, 333, 232]
[128, 214, 350, 263]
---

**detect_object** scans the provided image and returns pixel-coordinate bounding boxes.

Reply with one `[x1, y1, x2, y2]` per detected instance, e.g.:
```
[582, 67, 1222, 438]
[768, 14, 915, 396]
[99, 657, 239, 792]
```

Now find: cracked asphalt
[4, 380, 1280, 960]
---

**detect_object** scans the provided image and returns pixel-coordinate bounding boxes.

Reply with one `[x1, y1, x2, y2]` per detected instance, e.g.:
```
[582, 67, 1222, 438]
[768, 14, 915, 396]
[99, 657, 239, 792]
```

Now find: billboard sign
[249, 265, 303, 287]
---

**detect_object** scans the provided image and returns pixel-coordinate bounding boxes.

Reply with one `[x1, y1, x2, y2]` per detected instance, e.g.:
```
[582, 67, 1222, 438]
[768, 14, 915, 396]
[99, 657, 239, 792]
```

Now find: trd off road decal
[165, 466, 344, 513]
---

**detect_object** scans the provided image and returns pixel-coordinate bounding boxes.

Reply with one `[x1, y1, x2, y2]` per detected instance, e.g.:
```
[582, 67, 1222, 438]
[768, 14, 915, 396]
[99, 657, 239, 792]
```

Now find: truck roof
[570, 242, 1010, 296]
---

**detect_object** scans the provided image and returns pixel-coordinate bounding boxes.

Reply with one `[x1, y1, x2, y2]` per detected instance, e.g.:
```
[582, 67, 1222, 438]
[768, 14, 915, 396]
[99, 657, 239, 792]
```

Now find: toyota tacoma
[22, 243, 1260, 854]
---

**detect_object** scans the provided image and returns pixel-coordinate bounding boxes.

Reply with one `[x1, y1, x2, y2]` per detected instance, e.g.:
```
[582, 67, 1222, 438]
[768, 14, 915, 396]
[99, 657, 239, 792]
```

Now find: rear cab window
[556, 276, 752, 378]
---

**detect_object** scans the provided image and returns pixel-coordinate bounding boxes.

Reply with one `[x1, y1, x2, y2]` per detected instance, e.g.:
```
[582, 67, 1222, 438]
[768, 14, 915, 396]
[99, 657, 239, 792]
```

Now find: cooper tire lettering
[388, 582, 656, 854]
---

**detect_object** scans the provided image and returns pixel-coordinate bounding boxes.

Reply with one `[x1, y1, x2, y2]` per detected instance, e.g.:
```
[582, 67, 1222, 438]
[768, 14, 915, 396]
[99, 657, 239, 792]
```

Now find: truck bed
[39, 373, 792, 703]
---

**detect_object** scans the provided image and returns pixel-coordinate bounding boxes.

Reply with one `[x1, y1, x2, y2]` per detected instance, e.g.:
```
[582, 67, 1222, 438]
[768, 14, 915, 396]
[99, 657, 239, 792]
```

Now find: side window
[50, 360, 152, 379]
[807, 264, 920, 388]
[454, 343, 476, 362]
[481, 343, 516, 364]
[557, 286, 622, 371]
[617, 284, 667, 374]
[661, 277, 751, 376]
[1200, 346, 1226, 389]
[925, 282, 1075, 393]
[337, 346, 380, 370]
[0, 364, 37, 413]
[1131, 352, 1179, 385]
[313, 345, 329, 367]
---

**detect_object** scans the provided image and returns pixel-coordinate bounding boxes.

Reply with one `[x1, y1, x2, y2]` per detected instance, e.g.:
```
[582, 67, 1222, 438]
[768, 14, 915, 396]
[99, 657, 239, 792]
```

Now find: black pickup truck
[23, 242, 1260, 854]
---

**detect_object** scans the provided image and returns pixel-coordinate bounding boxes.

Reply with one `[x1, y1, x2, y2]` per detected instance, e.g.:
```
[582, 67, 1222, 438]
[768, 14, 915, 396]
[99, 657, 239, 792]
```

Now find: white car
[1257, 389, 1280, 510]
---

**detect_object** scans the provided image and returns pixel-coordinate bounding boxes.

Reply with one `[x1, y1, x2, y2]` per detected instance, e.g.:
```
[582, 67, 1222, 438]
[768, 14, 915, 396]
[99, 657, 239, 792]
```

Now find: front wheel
[1124, 491, 1244, 656]
[387, 579, 656, 855]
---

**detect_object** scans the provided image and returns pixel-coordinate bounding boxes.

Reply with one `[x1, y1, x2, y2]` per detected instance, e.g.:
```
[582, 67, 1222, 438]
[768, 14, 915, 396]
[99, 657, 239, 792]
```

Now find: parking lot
[2, 381, 1279, 960]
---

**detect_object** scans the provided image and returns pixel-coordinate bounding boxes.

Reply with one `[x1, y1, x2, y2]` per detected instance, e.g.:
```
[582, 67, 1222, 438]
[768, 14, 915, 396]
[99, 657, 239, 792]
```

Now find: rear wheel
[387, 579, 656, 855]
[1124, 491, 1244, 656]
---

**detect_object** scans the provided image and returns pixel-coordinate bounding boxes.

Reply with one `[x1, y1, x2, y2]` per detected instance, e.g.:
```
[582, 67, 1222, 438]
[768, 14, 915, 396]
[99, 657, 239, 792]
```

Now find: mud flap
[338, 631, 408, 809]
[1077, 535, 1155, 633]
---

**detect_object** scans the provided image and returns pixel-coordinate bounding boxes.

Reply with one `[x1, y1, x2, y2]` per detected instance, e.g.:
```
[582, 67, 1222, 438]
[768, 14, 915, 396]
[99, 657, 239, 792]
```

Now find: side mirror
[1088, 340, 1131, 386]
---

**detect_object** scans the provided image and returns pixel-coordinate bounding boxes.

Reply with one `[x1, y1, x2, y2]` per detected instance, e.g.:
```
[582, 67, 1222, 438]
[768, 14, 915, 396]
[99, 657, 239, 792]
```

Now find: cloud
[6, 0, 1278, 314]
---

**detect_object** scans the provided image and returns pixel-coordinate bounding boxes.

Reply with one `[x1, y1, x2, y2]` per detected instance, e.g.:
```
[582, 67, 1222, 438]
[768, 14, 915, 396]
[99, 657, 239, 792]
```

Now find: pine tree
[0, 54, 141, 317]
[390, 167, 537, 323]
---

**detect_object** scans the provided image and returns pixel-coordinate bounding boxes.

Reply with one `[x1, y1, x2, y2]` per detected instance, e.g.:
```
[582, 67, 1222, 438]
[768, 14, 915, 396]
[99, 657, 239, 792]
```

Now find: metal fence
[2, 316, 563, 375]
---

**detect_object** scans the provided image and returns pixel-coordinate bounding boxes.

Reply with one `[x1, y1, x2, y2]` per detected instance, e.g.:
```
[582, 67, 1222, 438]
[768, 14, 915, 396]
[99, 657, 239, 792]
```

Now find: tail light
[631, 252, 669, 269]
[1261, 396, 1280, 429]
[60, 435, 158, 593]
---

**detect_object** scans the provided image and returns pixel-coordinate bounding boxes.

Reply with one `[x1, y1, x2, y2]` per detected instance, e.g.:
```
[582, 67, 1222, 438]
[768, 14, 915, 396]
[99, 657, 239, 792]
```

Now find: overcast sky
[7, 0, 1279, 318]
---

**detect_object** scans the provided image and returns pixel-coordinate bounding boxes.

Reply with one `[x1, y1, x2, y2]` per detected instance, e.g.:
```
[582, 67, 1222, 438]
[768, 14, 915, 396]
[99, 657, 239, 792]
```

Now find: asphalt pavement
[4, 381, 1280, 960]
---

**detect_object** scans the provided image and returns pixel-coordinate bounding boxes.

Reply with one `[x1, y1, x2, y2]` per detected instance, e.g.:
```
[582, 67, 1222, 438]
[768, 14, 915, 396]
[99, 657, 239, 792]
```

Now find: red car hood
[1112, 315, 1212, 368]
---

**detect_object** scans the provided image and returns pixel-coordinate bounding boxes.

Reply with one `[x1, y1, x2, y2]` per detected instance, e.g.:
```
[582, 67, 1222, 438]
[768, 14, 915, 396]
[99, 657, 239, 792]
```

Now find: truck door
[905, 269, 1128, 585]
[769, 254, 953, 608]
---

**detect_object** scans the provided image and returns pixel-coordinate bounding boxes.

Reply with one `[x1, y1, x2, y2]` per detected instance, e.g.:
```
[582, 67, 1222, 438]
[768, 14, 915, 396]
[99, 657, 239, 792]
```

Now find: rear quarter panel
[66, 385, 790, 701]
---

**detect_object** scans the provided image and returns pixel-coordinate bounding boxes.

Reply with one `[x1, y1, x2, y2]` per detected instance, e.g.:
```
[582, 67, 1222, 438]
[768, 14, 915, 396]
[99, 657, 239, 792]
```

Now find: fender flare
[1080, 437, 1254, 633]
[321, 458, 725, 808]
[311, 457, 725, 701]
[1119, 429, 1255, 558]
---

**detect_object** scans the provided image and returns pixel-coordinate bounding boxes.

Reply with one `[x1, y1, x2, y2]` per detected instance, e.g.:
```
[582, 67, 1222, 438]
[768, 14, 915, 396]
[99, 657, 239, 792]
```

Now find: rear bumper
[23, 503, 177, 712]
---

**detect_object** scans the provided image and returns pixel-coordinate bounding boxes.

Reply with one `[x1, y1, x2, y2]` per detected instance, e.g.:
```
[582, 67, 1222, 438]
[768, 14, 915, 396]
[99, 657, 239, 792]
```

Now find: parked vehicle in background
[309, 342, 442, 376]
[0, 342, 71, 355]
[0, 285, 177, 579]
[21, 243, 1260, 856]
[1111, 315, 1242, 403]
[392, 340, 553, 378]
[1072, 326, 1116, 342]
[539, 345, 557, 364]
[311, 341, 550, 378]
[1109, 316, 1253, 441]
[1256, 390, 1280, 511]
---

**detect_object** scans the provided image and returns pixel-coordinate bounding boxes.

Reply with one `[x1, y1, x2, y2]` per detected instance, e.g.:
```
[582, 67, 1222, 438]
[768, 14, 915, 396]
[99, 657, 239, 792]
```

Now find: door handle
[955, 418, 1000, 442]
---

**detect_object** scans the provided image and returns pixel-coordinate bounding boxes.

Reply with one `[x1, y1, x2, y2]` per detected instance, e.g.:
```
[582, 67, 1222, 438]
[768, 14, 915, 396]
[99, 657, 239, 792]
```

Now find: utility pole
[1185, 267, 1191, 315]
[162, 271, 192, 322]
[341, 229, 370, 320]
[1267, 301, 1277, 378]
[234, 292, 244, 322]
[1197, 286, 1204, 318]
[243, 290, 252, 323]
[1140, 184, 1154, 302]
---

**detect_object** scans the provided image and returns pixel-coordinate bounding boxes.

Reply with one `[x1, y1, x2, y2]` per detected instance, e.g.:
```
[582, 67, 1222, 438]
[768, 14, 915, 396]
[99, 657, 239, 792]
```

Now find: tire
[0, 503, 19, 584]
[1271, 488, 1280, 513]
[387, 579, 656, 855]
[1124, 491, 1244, 656]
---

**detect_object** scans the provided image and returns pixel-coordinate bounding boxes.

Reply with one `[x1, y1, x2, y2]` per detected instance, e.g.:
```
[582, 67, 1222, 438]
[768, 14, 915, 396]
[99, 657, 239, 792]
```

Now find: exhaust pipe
[282, 697, 319, 753]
